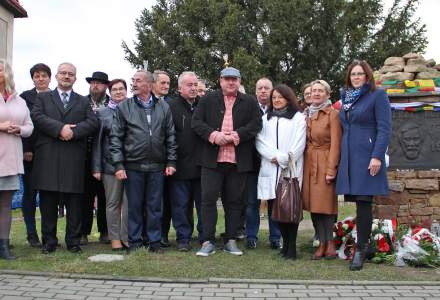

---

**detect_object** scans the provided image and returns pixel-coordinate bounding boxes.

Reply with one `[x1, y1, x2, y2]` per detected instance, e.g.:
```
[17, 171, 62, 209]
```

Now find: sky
[12, 0, 440, 95]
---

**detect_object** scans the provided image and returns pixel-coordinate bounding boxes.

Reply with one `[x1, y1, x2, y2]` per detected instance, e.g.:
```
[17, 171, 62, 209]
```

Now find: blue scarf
[341, 84, 369, 111]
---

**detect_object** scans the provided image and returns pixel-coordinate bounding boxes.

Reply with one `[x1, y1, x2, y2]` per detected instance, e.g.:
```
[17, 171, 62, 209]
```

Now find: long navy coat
[336, 88, 391, 196]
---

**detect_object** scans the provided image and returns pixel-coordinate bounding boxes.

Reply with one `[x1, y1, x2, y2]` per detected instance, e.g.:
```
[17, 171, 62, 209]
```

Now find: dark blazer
[336, 88, 391, 196]
[20, 88, 38, 153]
[167, 95, 201, 180]
[31, 89, 98, 193]
[191, 90, 262, 173]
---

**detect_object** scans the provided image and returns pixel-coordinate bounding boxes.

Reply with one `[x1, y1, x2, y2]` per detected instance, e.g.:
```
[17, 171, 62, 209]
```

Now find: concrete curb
[1, 269, 439, 286]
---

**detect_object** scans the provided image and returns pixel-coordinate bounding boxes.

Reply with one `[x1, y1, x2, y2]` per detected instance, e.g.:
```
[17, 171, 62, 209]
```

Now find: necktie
[61, 92, 69, 108]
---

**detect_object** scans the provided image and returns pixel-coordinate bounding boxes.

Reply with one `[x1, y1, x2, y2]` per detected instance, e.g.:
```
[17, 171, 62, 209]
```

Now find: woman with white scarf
[256, 84, 306, 259]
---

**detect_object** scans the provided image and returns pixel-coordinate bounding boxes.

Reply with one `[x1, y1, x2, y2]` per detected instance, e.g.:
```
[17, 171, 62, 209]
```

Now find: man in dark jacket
[152, 70, 172, 247]
[20, 63, 52, 247]
[81, 71, 110, 246]
[31, 62, 98, 254]
[192, 67, 262, 256]
[245, 77, 281, 250]
[167, 71, 203, 251]
[109, 70, 177, 252]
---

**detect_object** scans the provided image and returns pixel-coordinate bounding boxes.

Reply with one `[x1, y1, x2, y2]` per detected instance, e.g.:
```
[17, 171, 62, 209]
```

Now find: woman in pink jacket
[0, 59, 33, 260]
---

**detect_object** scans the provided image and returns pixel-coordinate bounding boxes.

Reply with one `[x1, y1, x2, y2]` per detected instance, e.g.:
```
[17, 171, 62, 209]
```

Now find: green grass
[2, 203, 440, 281]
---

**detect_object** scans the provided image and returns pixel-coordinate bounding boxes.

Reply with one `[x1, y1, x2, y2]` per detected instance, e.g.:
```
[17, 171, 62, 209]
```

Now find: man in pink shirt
[192, 67, 262, 256]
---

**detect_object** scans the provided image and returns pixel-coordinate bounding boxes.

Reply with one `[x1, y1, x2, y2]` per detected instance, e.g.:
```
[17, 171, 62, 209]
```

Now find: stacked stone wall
[374, 170, 440, 224]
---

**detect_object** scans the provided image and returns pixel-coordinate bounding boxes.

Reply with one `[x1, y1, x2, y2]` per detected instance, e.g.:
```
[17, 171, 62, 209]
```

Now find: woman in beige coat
[302, 80, 342, 260]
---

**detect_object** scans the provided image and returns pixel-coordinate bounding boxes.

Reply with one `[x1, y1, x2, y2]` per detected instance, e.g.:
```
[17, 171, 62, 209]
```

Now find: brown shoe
[312, 243, 325, 260]
[325, 240, 337, 259]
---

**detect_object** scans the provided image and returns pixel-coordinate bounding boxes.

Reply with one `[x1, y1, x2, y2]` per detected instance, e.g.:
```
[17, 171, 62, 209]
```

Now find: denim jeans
[167, 178, 203, 243]
[125, 170, 164, 247]
[245, 173, 280, 242]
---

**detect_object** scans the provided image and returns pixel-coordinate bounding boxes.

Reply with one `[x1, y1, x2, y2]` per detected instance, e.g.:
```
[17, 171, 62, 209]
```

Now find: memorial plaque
[389, 110, 440, 169]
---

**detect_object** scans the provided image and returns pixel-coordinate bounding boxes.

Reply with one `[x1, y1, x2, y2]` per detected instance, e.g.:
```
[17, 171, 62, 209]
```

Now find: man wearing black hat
[80, 71, 110, 245]
[192, 67, 262, 257]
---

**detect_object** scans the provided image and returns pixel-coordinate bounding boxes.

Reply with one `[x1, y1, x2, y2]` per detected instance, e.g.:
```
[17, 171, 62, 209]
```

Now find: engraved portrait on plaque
[389, 110, 440, 169]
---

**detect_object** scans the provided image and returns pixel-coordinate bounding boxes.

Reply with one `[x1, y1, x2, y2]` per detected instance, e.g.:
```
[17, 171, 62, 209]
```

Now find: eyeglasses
[111, 87, 126, 92]
[304, 92, 311, 97]
[58, 71, 75, 77]
[350, 72, 366, 77]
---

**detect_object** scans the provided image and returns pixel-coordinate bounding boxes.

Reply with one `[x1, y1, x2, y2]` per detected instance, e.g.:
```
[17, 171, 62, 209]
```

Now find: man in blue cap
[192, 67, 262, 256]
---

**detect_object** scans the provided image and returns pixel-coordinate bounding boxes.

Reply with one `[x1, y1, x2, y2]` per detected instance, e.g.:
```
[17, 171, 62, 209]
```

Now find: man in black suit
[80, 71, 109, 246]
[31, 62, 98, 254]
[192, 67, 262, 257]
[20, 63, 52, 247]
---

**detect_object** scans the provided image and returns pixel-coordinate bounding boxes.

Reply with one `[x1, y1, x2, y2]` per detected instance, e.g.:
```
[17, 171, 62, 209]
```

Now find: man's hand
[59, 124, 76, 141]
[93, 172, 101, 181]
[115, 170, 127, 180]
[165, 166, 176, 176]
[271, 157, 278, 165]
[23, 152, 33, 162]
[214, 132, 230, 146]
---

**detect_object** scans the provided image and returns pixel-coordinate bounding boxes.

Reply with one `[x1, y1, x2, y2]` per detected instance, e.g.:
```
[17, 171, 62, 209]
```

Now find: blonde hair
[0, 59, 16, 94]
[310, 79, 331, 95]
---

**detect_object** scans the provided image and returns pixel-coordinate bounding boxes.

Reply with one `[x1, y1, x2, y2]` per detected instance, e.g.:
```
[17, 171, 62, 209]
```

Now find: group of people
[0, 57, 391, 271]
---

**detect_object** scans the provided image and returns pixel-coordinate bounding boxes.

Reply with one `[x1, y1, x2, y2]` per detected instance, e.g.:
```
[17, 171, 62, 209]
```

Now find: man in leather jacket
[109, 70, 177, 252]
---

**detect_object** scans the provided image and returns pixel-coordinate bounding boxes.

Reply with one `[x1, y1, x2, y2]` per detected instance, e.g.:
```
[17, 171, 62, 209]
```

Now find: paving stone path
[0, 273, 439, 300]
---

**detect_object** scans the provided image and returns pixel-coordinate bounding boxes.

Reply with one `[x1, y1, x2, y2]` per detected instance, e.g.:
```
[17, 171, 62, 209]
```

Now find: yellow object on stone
[386, 89, 405, 94]
[404, 80, 417, 88]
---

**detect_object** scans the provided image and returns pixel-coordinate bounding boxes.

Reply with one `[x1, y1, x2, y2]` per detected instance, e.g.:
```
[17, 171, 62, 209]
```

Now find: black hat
[86, 71, 109, 84]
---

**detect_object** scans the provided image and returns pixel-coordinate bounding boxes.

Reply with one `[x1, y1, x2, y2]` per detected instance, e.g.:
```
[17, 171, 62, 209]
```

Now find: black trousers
[345, 195, 373, 246]
[22, 161, 38, 236]
[39, 190, 82, 247]
[82, 170, 107, 235]
[201, 164, 247, 243]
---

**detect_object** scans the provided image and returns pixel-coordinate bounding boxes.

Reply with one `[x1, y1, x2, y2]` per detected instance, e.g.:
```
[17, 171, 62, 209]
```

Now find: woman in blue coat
[336, 60, 391, 271]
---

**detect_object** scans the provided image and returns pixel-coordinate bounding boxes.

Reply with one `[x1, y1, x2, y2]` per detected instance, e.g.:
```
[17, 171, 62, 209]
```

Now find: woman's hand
[93, 172, 101, 181]
[7, 124, 21, 135]
[325, 174, 335, 184]
[271, 157, 278, 165]
[0, 121, 13, 132]
[368, 158, 382, 176]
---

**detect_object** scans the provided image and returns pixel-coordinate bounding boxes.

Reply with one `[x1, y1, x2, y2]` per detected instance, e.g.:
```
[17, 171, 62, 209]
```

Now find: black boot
[280, 238, 288, 257]
[350, 244, 367, 271]
[284, 224, 298, 260]
[0, 239, 16, 260]
[27, 233, 42, 248]
[278, 223, 288, 257]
